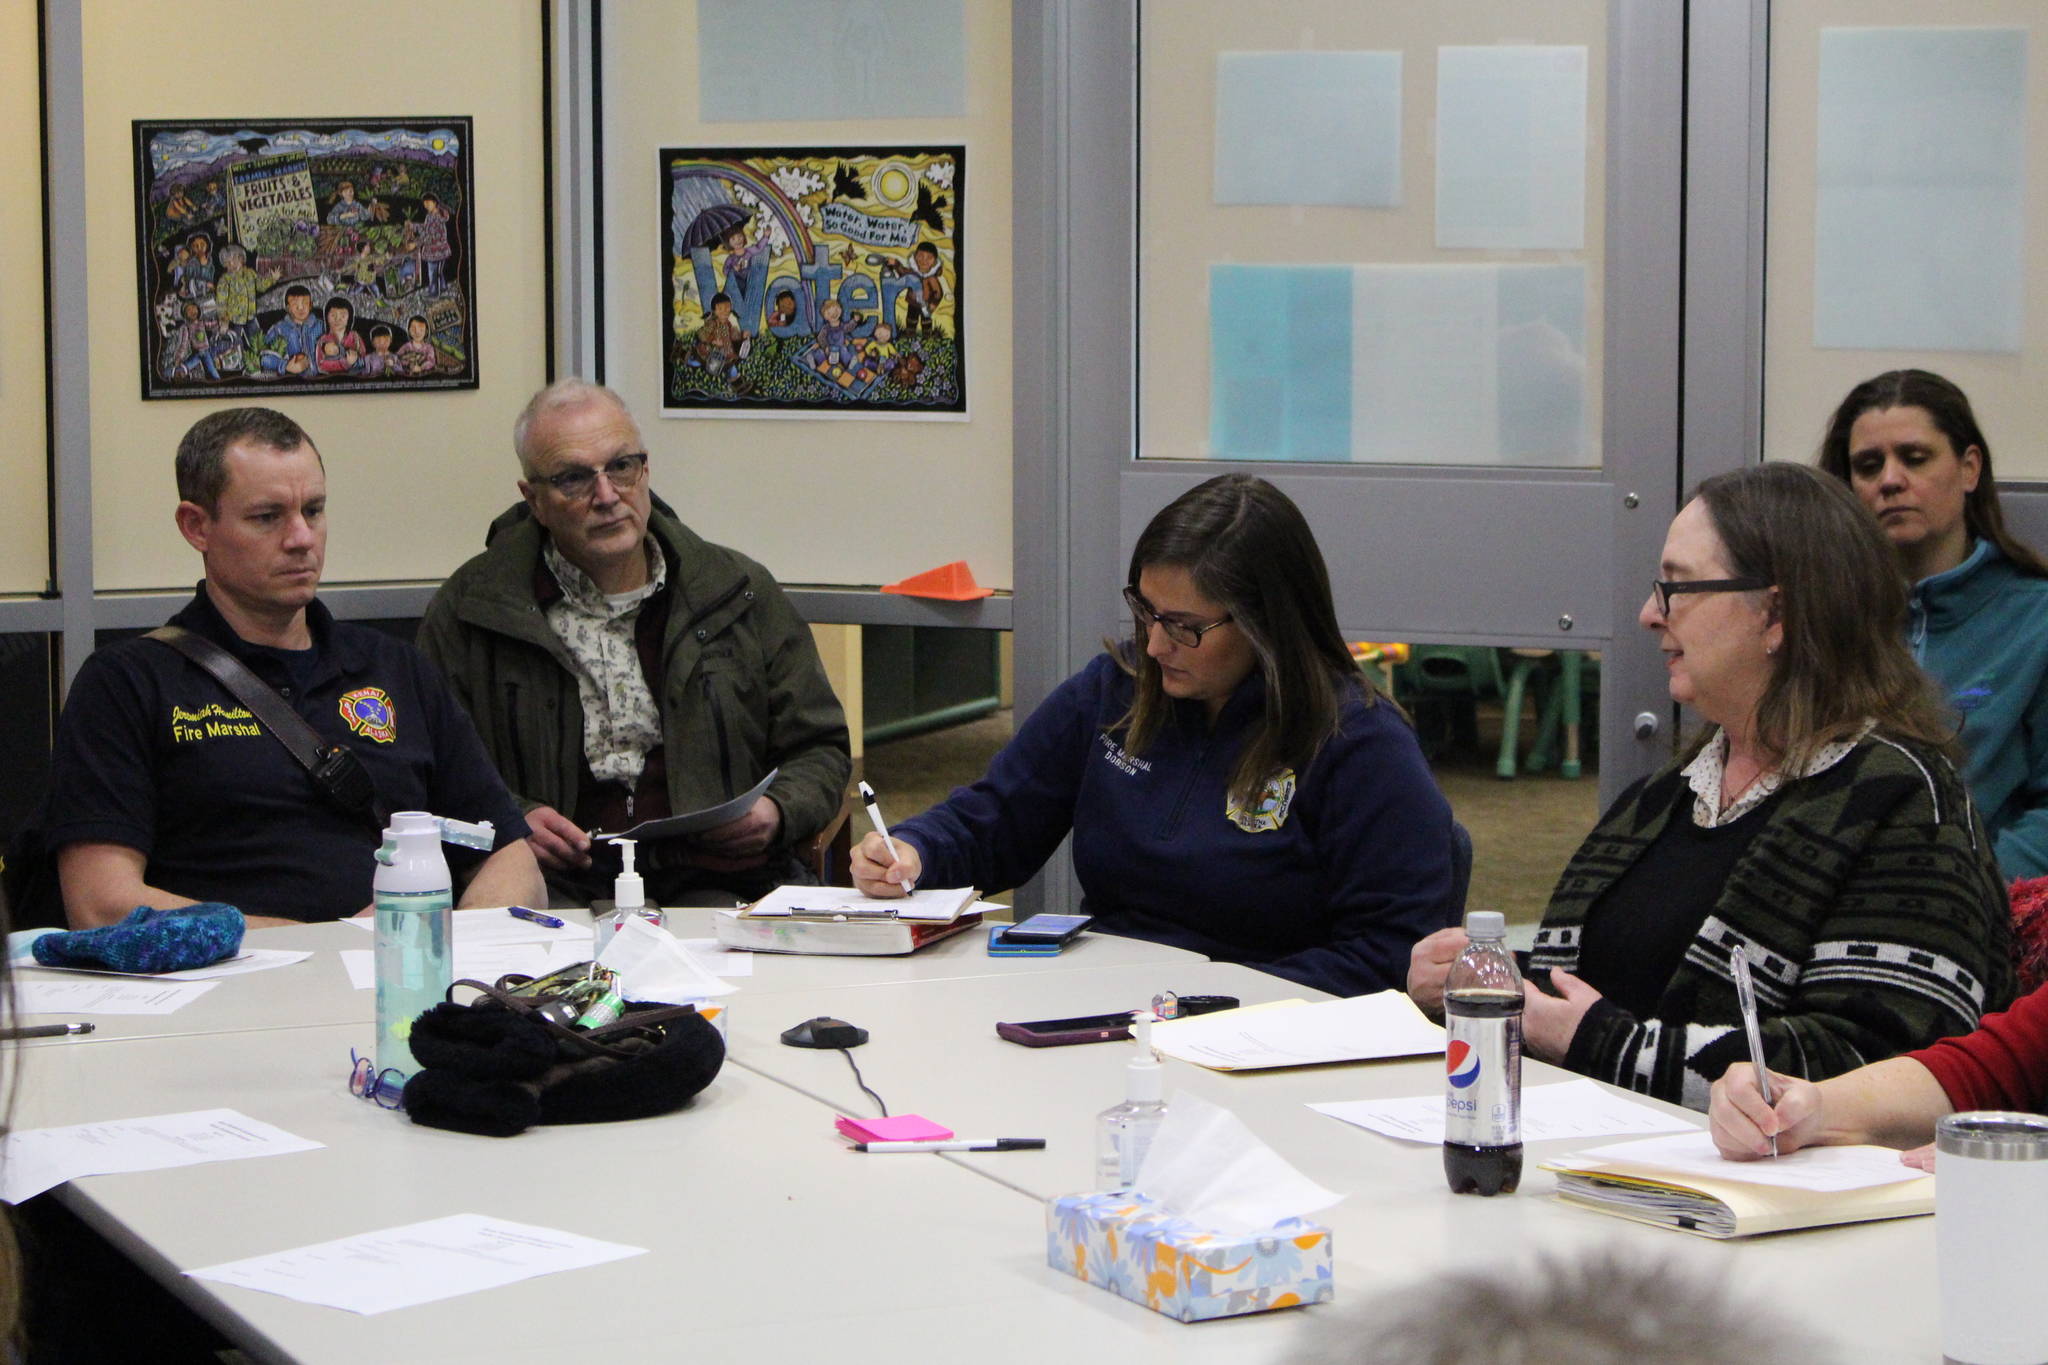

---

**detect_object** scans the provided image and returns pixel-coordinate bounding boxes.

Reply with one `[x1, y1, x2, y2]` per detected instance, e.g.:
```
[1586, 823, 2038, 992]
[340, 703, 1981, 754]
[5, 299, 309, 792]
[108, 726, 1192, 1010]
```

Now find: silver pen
[1729, 945, 1777, 1158]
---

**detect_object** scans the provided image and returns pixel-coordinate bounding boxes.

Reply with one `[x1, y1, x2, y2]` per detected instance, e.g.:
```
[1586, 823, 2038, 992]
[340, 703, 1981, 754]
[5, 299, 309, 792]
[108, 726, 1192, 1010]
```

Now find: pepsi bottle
[1443, 910, 1523, 1196]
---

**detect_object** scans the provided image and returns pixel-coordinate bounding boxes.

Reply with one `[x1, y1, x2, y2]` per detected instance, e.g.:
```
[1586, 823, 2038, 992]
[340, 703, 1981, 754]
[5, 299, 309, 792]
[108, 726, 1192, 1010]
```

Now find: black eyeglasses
[1123, 586, 1233, 648]
[1651, 577, 1770, 616]
[534, 452, 649, 501]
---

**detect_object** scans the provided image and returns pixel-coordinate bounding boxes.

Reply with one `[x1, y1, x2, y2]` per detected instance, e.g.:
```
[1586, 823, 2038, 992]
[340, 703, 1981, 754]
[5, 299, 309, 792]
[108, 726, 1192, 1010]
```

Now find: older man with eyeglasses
[418, 379, 851, 907]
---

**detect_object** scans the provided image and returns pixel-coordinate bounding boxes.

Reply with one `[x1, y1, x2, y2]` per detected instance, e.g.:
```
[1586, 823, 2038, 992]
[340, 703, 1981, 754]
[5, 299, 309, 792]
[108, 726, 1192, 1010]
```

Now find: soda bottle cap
[1464, 910, 1507, 939]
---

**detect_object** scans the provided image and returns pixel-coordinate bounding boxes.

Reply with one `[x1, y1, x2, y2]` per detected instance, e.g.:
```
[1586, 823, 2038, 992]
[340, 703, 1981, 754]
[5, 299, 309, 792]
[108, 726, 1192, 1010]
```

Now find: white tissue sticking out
[594, 914, 736, 1001]
[1133, 1090, 1344, 1236]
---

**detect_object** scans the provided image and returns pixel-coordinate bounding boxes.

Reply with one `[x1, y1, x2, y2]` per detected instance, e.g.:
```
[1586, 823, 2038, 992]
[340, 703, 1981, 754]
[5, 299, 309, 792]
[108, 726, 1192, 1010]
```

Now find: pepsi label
[1444, 990, 1521, 1148]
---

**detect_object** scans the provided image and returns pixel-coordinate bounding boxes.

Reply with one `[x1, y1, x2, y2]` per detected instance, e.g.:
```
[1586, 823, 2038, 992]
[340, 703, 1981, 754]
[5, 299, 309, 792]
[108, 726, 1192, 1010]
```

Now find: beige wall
[1139, 3, 1609, 464]
[1764, 4, 2048, 475]
[601, 1, 1013, 592]
[0, 2, 49, 595]
[81, 0, 551, 591]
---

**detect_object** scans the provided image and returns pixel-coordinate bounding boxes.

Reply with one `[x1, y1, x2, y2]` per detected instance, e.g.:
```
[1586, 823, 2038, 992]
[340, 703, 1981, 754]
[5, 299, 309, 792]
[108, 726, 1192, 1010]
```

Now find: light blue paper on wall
[1208, 265, 1354, 461]
[1815, 27, 2026, 354]
[697, 0, 965, 123]
[1350, 264, 1588, 466]
[1436, 46, 1588, 250]
[1214, 51, 1402, 207]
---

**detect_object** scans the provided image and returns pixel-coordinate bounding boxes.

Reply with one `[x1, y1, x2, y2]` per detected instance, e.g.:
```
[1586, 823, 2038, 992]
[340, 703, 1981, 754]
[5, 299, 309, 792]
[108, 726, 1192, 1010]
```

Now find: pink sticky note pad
[835, 1114, 954, 1143]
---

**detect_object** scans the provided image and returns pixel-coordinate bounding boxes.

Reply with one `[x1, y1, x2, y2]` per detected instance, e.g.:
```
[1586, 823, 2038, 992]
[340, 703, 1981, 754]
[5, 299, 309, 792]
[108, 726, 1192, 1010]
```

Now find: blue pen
[507, 905, 566, 929]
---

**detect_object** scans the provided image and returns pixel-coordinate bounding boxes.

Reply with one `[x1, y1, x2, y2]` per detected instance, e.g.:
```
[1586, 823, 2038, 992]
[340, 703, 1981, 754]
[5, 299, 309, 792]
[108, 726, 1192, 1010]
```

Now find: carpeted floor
[858, 701, 1595, 927]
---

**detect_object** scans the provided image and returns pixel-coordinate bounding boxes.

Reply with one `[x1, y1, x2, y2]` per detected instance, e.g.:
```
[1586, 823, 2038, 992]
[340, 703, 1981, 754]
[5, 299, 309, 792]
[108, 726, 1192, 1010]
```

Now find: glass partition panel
[1764, 3, 2048, 478]
[1138, 2, 1610, 467]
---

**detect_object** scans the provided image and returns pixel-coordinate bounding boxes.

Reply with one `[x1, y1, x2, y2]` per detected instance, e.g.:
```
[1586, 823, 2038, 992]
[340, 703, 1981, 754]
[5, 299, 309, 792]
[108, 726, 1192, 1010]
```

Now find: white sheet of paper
[19, 949, 314, 983]
[1310, 1078, 1701, 1145]
[1350, 263, 1590, 467]
[1567, 1130, 1927, 1193]
[447, 908, 596, 950]
[678, 937, 754, 977]
[697, 0, 964, 122]
[1150, 992, 1444, 1070]
[1436, 45, 1587, 249]
[1, 1108, 323, 1205]
[340, 943, 558, 992]
[1815, 27, 2026, 352]
[14, 978, 216, 1016]
[188, 1213, 647, 1315]
[1214, 50, 1402, 207]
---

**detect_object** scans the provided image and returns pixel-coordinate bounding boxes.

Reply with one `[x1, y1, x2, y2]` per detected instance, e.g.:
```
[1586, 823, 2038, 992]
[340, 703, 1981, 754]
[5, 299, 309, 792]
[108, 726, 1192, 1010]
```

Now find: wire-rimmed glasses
[348, 1049, 407, 1110]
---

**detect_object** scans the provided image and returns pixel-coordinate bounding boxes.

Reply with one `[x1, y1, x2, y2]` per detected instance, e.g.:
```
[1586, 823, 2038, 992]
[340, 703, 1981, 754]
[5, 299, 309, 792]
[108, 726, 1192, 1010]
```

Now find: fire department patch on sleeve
[1226, 768, 1296, 832]
[339, 687, 398, 743]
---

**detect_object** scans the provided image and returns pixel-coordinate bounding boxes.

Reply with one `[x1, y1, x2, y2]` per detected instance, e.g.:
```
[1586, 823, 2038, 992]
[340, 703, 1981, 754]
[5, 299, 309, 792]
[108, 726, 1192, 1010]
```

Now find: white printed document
[339, 908, 596, 950]
[1562, 1130, 1926, 1193]
[187, 1213, 647, 1315]
[1310, 1079, 1701, 1145]
[20, 949, 313, 982]
[339, 942, 584, 992]
[1, 1108, 322, 1204]
[1150, 992, 1445, 1070]
[14, 978, 217, 1016]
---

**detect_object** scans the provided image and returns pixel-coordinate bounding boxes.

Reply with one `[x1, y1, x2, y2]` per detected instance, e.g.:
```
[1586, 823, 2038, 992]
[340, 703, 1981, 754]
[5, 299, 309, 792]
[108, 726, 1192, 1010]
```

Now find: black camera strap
[147, 625, 385, 830]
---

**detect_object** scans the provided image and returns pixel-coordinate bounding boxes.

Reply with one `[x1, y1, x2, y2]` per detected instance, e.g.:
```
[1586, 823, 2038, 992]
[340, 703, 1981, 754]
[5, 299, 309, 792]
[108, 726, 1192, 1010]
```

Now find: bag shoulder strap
[147, 625, 328, 774]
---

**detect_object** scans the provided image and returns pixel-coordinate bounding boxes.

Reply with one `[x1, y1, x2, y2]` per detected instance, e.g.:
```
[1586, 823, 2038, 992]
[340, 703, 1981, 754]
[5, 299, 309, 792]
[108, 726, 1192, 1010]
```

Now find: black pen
[0, 1022, 95, 1041]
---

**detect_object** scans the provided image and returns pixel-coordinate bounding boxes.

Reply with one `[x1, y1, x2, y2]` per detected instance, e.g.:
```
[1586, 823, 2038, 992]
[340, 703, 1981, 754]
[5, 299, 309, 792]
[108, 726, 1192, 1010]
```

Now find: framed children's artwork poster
[660, 145, 965, 419]
[132, 117, 480, 400]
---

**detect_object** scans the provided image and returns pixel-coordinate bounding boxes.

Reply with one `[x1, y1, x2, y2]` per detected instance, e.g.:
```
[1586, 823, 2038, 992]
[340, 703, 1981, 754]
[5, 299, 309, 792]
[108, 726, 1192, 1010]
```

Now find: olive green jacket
[417, 502, 851, 855]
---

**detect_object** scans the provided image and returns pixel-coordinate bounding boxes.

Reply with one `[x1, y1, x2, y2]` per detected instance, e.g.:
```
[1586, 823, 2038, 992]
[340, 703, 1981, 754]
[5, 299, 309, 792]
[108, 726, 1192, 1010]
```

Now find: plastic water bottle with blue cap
[373, 811, 494, 1077]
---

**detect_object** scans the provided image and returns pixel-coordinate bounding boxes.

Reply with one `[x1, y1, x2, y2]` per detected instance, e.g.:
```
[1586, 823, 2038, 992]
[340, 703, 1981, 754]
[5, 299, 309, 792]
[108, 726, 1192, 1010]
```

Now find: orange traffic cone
[881, 560, 994, 601]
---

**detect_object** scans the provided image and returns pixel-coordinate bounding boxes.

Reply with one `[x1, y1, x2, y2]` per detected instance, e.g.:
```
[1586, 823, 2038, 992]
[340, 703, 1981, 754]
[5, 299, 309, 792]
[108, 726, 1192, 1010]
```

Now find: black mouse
[780, 1016, 868, 1049]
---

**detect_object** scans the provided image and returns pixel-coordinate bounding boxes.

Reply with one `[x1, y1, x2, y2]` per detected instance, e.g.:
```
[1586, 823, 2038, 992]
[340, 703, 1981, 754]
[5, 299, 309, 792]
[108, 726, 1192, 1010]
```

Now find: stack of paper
[1149, 993, 1444, 1071]
[1542, 1130, 1933, 1238]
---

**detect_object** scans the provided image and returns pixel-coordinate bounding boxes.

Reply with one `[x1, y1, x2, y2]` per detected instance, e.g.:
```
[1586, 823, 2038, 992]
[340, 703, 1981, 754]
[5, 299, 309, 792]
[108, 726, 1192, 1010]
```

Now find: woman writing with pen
[852, 474, 1457, 998]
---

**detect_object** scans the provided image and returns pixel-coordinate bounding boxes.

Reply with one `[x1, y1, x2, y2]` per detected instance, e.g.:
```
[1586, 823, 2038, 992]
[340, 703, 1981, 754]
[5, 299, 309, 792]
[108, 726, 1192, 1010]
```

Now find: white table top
[13, 939, 1938, 1361]
[9, 913, 1200, 1046]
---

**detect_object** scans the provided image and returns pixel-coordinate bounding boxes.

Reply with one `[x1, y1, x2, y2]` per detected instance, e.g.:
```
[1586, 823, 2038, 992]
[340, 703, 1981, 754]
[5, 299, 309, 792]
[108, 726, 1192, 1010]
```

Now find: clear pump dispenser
[1095, 1012, 1168, 1190]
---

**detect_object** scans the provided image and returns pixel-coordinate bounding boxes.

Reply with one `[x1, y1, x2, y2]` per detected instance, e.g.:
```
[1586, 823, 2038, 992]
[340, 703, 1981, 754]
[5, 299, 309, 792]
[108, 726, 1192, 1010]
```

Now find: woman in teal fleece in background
[1819, 370, 2048, 880]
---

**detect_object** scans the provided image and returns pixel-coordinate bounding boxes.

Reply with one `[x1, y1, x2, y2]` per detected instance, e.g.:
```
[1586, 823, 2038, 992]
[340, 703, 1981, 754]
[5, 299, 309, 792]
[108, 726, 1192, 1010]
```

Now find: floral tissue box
[1046, 1191, 1333, 1323]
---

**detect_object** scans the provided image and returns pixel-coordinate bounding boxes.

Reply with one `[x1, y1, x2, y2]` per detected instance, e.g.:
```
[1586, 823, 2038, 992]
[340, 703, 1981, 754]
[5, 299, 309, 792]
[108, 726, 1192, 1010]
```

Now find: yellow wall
[1764, 3, 2048, 475]
[0, 1, 49, 595]
[81, 0, 551, 591]
[601, 1, 1013, 592]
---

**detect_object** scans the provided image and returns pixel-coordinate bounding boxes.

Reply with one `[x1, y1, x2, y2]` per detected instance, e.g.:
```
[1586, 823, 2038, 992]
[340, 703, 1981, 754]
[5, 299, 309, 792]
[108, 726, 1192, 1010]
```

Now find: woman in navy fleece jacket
[851, 474, 1456, 997]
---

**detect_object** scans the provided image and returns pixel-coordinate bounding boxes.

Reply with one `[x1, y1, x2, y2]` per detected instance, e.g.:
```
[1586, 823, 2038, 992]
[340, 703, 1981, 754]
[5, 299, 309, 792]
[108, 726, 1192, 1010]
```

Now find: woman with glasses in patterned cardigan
[1409, 463, 2014, 1110]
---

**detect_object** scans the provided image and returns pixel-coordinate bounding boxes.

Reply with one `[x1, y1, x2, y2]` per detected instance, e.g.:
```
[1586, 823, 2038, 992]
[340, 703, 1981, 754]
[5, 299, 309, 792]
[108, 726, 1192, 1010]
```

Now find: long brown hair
[1117, 475, 1387, 804]
[1816, 369, 2048, 578]
[1688, 463, 1955, 772]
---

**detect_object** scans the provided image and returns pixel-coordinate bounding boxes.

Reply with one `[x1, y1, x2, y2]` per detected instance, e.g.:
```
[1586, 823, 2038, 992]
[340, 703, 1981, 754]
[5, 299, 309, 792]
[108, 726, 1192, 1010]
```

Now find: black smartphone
[994, 995, 1240, 1047]
[997, 913, 1094, 945]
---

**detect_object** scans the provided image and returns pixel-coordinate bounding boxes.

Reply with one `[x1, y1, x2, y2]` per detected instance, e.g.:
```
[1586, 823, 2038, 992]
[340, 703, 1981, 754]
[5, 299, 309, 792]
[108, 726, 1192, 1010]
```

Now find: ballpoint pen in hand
[1729, 945, 1777, 1158]
[857, 780, 915, 892]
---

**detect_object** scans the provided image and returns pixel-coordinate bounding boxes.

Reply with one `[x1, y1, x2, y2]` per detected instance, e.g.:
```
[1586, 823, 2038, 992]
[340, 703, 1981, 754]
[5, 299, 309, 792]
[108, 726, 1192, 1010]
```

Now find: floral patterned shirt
[543, 539, 667, 787]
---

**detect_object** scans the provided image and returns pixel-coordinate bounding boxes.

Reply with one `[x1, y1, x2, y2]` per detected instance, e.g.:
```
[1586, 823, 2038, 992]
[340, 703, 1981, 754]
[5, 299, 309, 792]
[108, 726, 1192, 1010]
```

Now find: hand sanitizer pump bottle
[1095, 1012, 1168, 1190]
[373, 811, 455, 1077]
[596, 838, 666, 945]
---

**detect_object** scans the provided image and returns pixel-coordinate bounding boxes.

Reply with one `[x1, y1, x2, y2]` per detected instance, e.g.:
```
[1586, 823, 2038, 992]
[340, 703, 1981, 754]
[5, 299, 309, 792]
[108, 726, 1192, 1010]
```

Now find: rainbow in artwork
[660, 145, 965, 417]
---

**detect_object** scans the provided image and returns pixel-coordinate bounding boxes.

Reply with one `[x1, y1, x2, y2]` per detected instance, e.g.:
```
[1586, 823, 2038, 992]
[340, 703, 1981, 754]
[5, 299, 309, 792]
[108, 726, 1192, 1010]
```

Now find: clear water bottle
[1443, 910, 1523, 1196]
[373, 811, 455, 1076]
